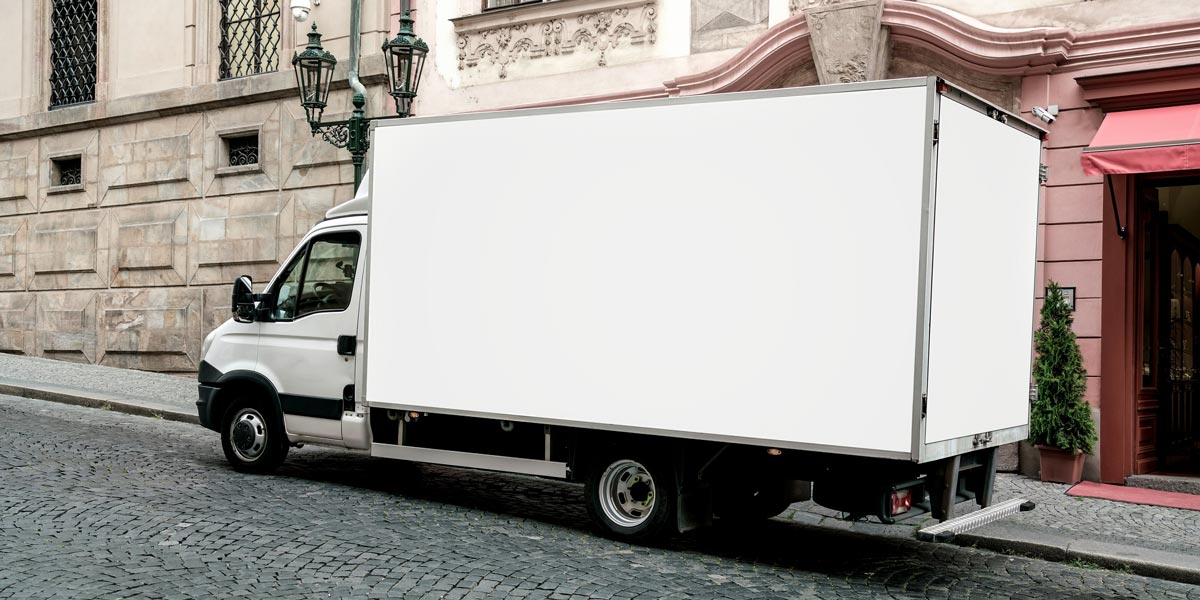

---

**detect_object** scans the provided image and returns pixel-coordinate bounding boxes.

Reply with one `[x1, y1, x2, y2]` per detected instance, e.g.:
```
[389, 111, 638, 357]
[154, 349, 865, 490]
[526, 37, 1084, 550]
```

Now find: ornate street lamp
[293, 24, 337, 126]
[291, 11, 427, 189]
[382, 11, 428, 118]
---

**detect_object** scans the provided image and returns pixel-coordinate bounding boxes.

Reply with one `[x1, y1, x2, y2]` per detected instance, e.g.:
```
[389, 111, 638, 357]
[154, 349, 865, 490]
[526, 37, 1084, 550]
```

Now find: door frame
[1102, 170, 1200, 482]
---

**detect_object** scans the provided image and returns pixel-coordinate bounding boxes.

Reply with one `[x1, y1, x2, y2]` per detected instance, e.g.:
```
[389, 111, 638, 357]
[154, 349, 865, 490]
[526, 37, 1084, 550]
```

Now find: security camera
[1032, 105, 1057, 124]
[290, 0, 319, 22]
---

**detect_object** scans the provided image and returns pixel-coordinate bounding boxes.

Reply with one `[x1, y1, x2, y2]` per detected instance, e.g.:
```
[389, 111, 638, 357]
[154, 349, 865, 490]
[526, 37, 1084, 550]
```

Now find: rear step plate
[916, 498, 1036, 542]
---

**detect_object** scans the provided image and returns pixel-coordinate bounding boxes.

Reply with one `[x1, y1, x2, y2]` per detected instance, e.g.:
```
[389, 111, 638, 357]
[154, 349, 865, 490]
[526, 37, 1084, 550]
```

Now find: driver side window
[270, 231, 361, 321]
[271, 251, 305, 321]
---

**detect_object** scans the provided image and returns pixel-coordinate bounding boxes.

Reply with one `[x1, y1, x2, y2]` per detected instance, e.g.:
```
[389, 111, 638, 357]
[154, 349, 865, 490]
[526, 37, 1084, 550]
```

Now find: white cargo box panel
[365, 78, 1042, 462]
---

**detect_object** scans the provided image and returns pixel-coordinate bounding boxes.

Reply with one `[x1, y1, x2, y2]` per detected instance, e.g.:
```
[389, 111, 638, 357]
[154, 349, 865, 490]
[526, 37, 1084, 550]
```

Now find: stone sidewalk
[1, 353, 1197, 586]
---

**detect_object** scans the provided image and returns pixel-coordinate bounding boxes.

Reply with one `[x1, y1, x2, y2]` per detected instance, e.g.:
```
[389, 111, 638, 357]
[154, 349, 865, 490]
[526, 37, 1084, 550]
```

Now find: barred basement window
[49, 0, 98, 108]
[219, 0, 282, 80]
[51, 156, 83, 187]
[225, 134, 260, 166]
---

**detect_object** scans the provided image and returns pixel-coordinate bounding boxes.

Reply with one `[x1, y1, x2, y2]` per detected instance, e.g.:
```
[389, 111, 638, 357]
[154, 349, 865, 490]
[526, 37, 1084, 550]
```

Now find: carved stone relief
[98, 288, 202, 372]
[692, 0, 769, 53]
[99, 115, 204, 207]
[28, 210, 110, 291]
[457, 2, 657, 79]
[36, 291, 98, 363]
[109, 203, 189, 288]
[188, 192, 295, 287]
[0, 217, 28, 292]
[0, 292, 34, 356]
[803, 0, 887, 85]
[0, 140, 37, 217]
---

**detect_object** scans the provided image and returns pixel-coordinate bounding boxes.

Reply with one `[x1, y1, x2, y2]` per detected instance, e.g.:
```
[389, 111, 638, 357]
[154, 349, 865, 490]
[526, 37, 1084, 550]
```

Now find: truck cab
[197, 180, 372, 470]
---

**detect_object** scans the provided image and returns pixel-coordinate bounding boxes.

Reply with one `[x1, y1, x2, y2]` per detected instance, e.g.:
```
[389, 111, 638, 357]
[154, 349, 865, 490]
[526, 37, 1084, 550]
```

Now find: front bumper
[197, 384, 221, 432]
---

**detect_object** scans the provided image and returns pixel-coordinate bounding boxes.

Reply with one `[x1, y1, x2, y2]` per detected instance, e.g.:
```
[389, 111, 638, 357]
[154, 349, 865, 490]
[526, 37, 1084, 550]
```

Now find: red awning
[1081, 103, 1200, 176]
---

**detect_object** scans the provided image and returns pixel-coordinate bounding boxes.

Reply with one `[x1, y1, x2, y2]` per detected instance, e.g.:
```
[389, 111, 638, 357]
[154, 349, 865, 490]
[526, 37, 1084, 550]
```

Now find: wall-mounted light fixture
[1059, 286, 1076, 311]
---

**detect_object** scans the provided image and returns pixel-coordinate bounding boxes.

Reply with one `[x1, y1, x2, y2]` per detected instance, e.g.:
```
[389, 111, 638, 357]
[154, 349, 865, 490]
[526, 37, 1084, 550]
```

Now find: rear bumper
[197, 384, 221, 432]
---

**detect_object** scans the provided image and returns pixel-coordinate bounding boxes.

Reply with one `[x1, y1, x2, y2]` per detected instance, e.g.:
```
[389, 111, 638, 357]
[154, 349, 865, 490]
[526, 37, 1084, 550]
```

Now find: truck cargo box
[364, 77, 1043, 464]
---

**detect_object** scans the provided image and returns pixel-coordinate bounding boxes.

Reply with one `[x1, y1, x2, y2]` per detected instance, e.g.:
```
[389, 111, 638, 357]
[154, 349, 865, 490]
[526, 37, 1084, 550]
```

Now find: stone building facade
[3, 0, 1200, 482]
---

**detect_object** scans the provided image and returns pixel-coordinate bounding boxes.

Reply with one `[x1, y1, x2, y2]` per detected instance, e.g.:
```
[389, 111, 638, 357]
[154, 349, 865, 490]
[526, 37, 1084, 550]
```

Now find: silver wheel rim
[230, 408, 268, 462]
[598, 459, 656, 528]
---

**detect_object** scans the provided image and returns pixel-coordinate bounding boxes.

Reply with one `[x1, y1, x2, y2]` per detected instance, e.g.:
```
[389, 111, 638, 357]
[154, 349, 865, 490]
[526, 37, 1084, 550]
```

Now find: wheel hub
[598, 459, 656, 528]
[229, 410, 267, 461]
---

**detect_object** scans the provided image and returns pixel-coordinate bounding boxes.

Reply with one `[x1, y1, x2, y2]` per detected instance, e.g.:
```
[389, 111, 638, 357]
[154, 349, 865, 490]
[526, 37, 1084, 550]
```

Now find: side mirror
[232, 275, 256, 323]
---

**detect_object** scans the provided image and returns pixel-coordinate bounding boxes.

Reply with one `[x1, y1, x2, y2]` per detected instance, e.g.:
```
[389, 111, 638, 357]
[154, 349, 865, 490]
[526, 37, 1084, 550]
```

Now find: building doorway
[1137, 178, 1200, 475]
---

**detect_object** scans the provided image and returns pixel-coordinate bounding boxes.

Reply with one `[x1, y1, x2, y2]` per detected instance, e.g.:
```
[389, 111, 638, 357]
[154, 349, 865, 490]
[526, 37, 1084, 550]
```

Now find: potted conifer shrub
[1030, 281, 1097, 484]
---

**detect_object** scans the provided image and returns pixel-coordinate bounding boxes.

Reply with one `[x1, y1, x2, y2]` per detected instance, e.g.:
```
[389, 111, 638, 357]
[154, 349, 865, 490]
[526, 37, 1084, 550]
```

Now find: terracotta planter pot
[1036, 445, 1086, 484]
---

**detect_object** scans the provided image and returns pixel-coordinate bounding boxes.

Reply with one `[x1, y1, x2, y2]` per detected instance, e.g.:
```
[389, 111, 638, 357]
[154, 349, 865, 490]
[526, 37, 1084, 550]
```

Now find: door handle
[337, 335, 356, 356]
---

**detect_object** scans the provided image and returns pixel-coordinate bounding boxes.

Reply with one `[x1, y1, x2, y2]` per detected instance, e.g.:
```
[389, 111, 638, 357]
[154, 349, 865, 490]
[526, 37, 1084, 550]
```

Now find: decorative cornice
[881, 1, 1200, 76]
[664, 16, 812, 96]
[455, 0, 657, 79]
[881, 1, 1073, 74]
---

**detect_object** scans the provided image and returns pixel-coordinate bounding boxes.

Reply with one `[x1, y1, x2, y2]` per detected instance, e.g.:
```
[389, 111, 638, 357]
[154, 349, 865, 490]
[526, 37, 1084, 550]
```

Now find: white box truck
[197, 77, 1043, 541]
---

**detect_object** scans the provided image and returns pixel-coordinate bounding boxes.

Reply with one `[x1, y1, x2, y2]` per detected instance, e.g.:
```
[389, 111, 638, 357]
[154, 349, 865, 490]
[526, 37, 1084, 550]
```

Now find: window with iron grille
[219, 0, 282, 80]
[49, 0, 98, 109]
[51, 156, 83, 186]
[224, 134, 260, 167]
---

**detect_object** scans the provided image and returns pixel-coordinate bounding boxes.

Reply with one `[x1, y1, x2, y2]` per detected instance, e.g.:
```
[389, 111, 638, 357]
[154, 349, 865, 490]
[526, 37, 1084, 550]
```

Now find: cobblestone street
[1, 395, 1198, 600]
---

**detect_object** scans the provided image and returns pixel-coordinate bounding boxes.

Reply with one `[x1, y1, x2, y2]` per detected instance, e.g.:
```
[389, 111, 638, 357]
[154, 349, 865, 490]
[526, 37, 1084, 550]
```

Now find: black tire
[584, 453, 677, 542]
[713, 479, 793, 523]
[220, 396, 288, 474]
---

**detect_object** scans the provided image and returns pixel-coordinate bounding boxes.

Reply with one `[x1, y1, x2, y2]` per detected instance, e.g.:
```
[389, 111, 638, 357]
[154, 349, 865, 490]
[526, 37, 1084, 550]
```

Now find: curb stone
[953, 527, 1200, 586]
[0, 378, 198, 425]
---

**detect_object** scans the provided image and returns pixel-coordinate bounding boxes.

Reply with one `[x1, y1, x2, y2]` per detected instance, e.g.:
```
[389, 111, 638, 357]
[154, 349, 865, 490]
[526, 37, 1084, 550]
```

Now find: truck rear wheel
[221, 397, 288, 474]
[585, 455, 676, 541]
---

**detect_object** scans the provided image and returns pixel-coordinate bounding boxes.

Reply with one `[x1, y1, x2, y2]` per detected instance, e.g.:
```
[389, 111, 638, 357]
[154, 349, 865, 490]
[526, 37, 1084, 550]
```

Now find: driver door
[257, 228, 363, 441]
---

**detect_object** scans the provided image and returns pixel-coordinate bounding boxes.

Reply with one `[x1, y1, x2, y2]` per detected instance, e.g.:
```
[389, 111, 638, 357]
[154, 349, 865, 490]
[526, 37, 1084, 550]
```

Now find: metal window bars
[227, 136, 260, 166]
[219, 0, 282, 80]
[49, 0, 97, 108]
[55, 158, 82, 186]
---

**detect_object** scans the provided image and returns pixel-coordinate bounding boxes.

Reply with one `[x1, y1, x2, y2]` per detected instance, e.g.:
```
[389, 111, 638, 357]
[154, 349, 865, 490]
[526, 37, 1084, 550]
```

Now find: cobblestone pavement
[2, 395, 1199, 600]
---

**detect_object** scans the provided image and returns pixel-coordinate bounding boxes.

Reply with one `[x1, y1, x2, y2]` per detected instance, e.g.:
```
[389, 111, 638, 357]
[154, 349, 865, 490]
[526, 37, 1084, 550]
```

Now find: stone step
[1125, 473, 1200, 496]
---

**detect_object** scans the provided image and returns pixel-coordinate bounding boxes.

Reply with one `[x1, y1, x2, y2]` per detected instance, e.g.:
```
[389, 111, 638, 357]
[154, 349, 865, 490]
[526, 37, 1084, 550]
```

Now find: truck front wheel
[585, 455, 676, 541]
[221, 397, 288, 473]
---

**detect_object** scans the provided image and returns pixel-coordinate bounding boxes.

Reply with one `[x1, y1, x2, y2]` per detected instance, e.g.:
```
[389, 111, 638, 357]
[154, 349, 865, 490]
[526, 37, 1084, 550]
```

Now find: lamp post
[291, 11, 428, 189]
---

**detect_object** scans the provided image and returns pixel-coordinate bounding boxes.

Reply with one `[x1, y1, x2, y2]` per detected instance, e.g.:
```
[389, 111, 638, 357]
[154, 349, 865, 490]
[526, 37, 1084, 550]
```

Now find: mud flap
[676, 482, 713, 533]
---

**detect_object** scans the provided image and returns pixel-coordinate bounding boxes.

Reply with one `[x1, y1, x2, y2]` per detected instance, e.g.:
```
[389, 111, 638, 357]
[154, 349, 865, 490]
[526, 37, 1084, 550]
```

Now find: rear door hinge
[932, 121, 939, 145]
[922, 394, 928, 418]
[1039, 163, 1048, 184]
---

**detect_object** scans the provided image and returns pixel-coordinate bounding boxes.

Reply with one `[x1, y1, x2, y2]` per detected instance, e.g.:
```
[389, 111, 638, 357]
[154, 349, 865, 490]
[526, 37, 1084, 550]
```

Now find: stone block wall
[0, 88, 371, 372]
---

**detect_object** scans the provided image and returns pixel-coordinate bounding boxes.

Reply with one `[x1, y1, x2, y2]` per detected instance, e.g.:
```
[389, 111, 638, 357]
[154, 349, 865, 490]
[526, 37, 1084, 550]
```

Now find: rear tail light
[891, 489, 913, 516]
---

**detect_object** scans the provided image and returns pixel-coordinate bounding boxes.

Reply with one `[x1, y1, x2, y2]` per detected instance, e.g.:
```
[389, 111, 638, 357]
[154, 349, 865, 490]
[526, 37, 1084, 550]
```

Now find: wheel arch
[211, 370, 283, 429]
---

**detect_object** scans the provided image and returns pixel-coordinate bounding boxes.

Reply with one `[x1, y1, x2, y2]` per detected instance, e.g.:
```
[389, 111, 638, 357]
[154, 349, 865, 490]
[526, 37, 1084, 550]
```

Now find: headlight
[201, 330, 216, 360]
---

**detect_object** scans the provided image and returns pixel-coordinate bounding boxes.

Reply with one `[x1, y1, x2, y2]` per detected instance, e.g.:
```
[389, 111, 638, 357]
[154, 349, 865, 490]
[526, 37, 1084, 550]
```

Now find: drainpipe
[347, 0, 368, 101]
